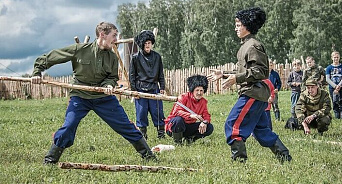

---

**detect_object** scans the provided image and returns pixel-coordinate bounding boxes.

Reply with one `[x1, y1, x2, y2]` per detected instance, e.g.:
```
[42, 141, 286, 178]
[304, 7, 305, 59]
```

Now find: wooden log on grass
[0, 76, 178, 102]
[58, 162, 200, 172]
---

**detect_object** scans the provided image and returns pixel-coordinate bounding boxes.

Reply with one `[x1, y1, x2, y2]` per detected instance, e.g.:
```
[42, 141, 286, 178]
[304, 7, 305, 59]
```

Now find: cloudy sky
[0, 0, 147, 77]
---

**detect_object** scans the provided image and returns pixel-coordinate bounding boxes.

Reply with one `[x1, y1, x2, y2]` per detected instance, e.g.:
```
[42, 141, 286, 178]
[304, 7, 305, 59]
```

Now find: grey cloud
[0, 56, 36, 76]
[0, 0, 147, 77]
[61, 0, 115, 9]
[0, 4, 7, 16]
[0, 56, 72, 77]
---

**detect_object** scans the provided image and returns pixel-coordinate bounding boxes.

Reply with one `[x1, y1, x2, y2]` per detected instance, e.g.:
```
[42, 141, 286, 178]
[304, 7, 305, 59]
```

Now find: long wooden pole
[112, 45, 129, 81]
[58, 162, 200, 172]
[114, 38, 134, 44]
[0, 76, 177, 102]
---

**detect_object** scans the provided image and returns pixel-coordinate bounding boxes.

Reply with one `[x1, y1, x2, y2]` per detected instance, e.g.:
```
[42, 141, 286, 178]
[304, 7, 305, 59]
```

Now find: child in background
[287, 59, 303, 118]
[263, 79, 275, 130]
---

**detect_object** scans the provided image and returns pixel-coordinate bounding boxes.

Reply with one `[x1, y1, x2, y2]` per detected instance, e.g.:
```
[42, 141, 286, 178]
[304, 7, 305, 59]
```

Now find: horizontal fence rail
[0, 62, 293, 100]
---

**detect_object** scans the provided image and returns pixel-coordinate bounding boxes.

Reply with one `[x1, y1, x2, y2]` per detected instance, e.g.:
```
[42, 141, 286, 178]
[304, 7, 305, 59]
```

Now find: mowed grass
[0, 91, 342, 183]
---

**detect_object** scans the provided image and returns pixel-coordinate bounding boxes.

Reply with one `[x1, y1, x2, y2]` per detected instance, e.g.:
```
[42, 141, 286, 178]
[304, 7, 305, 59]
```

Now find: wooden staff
[84, 35, 90, 43]
[0, 76, 177, 102]
[58, 162, 200, 172]
[74, 36, 80, 43]
[112, 44, 129, 81]
[114, 38, 134, 44]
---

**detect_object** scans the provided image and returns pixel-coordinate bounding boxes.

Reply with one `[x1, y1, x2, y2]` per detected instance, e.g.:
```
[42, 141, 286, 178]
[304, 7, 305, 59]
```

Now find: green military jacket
[302, 65, 326, 90]
[32, 40, 119, 99]
[235, 34, 270, 102]
[295, 88, 332, 123]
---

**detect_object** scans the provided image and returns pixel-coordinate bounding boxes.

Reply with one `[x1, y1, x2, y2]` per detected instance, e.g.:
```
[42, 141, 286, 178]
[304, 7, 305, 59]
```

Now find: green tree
[257, 0, 297, 63]
[117, 0, 342, 69]
[149, 0, 185, 69]
[117, 3, 137, 38]
[291, 0, 341, 67]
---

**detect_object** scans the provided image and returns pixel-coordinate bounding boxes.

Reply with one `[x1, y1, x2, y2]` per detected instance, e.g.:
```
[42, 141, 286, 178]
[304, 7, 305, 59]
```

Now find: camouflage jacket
[302, 65, 326, 90]
[295, 88, 331, 123]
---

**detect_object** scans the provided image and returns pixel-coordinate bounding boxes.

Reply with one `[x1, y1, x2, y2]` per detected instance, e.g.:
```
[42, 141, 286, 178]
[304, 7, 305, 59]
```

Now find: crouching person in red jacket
[165, 75, 214, 145]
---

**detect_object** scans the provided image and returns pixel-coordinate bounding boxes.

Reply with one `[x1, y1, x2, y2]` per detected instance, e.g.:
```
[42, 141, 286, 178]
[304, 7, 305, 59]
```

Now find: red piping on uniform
[231, 98, 255, 141]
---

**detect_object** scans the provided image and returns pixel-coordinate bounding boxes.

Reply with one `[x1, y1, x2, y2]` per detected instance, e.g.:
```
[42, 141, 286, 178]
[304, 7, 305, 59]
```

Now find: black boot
[334, 112, 340, 119]
[275, 111, 281, 121]
[132, 138, 157, 161]
[157, 125, 165, 139]
[185, 135, 196, 145]
[230, 140, 247, 162]
[139, 127, 148, 140]
[173, 132, 183, 145]
[44, 144, 64, 164]
[269, 138, 292, 163]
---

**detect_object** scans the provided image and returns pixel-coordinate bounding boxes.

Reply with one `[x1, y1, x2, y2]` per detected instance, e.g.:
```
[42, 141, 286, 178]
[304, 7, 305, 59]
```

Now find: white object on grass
[151, 144, 175, 153]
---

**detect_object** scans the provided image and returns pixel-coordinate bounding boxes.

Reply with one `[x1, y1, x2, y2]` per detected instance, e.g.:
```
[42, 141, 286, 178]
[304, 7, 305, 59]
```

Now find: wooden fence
[0, 62, 293, 100]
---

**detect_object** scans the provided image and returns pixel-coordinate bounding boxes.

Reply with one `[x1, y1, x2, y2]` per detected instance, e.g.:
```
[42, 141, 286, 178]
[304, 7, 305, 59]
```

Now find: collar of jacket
[93, 39, 112, 54]
[240, 34, 255, 44]
[309, 65, 317, 70]
[304, 87, 322, 101]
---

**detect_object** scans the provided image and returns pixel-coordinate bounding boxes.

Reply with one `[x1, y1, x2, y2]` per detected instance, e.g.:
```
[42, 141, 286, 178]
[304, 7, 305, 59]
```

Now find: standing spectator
[269, 60, 282, 121]
[207, 7, 291, 163]
[325, 51, 342, 118]
[287, 59, 303, 118]
[295, 79, 332, 135]
[31, 22, 156, 164]
[165, 75, 214, 145]
[263, 79, 275, 130]
[129, 30, 166, 140]
[302, 56, 326, 90]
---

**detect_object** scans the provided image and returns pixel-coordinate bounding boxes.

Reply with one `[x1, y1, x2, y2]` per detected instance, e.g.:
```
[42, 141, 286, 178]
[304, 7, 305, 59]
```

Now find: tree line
[117, 0, 342, 70]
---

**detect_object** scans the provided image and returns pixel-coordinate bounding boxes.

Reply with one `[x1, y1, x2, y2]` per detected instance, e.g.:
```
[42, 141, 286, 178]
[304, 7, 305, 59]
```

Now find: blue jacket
[269, 70, 282, 90]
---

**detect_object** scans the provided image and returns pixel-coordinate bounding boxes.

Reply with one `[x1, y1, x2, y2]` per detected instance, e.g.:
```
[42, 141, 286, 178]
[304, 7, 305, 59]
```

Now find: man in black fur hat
[129, 30, 166, 140]
[164, 75, 214, 145]
[208, 7, 291, 163]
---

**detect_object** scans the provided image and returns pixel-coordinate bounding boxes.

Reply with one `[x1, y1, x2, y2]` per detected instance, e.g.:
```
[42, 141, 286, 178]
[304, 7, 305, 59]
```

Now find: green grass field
[1, 91, 341, 183]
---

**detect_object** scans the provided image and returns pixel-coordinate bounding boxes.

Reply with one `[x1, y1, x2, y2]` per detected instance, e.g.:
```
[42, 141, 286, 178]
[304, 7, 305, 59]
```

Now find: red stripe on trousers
[231, 98, 255, 141]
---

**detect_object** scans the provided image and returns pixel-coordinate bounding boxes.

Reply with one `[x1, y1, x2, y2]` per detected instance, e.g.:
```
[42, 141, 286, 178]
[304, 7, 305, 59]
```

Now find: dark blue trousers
[135, 89, 165, 127]
[225, 95, 278, 147]
[166, 116, 214, 139]
[265, 110, 272, 130]
[329, 87, 342, 114]
[53, 96, 142, 148]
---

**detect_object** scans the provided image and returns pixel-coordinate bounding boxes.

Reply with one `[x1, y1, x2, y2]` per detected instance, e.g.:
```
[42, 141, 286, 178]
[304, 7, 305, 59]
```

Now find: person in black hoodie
[129, 30, 166, 140]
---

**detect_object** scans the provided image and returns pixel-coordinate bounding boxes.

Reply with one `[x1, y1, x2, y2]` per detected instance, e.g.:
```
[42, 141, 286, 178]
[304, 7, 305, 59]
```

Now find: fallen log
[0, 76, 177, 102]
[58, 162, 200, 172]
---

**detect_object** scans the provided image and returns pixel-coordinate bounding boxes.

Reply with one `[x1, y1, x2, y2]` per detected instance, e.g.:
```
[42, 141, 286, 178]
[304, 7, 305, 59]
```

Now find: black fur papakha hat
[187, 75, 208, 93]
[235, 7, 266, 34]
[134, 30, 155, 49]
